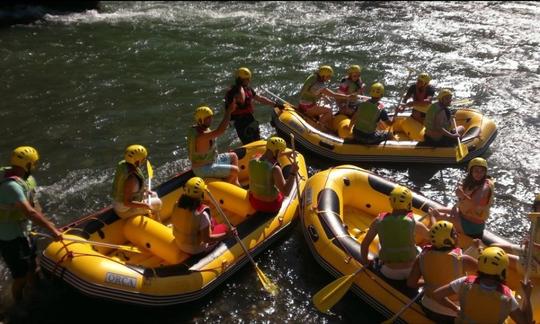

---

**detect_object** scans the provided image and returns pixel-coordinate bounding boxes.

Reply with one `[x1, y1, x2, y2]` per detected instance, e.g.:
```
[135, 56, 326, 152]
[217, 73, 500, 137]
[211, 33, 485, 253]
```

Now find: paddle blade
[455, 142, 469, 162]
[146, 160, 154, 179]
[313, 273, 357, 313]
[255, 264, 279, 296]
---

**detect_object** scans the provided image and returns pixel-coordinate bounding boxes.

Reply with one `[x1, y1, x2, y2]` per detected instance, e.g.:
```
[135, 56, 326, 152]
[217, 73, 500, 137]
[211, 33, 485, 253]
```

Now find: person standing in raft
[225, 67, 283, 145]
[248, 137, 299, 213]
[298, 65, 357, 132]
[336, 64, 366, 117]
[360, 186, 431, 281]
[0, 146, 62, 302]
[432, 247, 533, 324]
[112, 144, 161, 219]
[400, 72, 435, 123]
[187, 105, 240, 186]
[430, 157, 494, 239]
[346, 82, 395, 144]
[407, 221, 478, 323]
[422, 89, 465, 147]
[172, 177, 232, 255]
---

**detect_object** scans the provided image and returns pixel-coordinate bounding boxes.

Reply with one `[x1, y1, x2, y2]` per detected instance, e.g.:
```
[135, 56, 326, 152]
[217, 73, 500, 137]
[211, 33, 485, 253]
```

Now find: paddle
[261, 87, 295, 109]
[146, 160, 153, 197]
[30, 231, 143, 254]
[524, 212, 540, 284]
[382, 68, 415, 146]
[205, 188, 279, 296]
[313, 265, 366, 313]
[452, 117, 468, 162]
[289, 133, 303, 216]
[381, 288, 424, 324]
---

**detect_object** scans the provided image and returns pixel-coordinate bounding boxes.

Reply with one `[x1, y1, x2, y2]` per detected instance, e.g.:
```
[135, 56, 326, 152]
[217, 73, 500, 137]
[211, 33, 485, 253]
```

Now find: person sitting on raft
[407, 221, 478, 323]
[360, 185, 430, 281]
[345, 82, 395, 145]
[430, 157, 494, 239]
[336, 64, 366, 117]
[400, 72, 435, 123]
[248, 137, 299, 213]
[172, 177, 232, 255]
[421, 89, 465, 147]
[298, 65, 356, 132]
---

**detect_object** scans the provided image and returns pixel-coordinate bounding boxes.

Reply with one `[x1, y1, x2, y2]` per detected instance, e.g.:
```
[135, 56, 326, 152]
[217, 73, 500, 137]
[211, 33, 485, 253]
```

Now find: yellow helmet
[266, 137, 287, 156]
[430, 221, 456, 248]
[194, 106, 214, 125]
[370, 82, 385, 98]
[347, 64, 361, 75]
[236, 67, 252, 80]
[124, 145, 148, 165]
[318, 65, 334, 78]
[11, 146, 39, 172]
[478, 247, 509, 280]
[185, 177, 207, 199]
[467, 157, 488, 172]
[417, 72, 431, 85]
[437, 89, 453, 100]
[389, 185, 413, 210]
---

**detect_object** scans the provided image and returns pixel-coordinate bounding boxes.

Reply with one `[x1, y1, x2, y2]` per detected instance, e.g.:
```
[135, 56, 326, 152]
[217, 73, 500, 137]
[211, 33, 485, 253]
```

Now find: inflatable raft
[39, 140, 307, 306]
[271, 105, 497, 164]
[302, 165, 539, 323]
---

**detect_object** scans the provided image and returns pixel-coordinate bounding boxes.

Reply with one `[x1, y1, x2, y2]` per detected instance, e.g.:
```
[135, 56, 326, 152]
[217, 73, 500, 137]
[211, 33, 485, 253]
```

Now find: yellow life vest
[457, 178, 494, 224]
[419, 246, 463, 294]
[457, 276, 513, 324]
[171, 203, 209, 250]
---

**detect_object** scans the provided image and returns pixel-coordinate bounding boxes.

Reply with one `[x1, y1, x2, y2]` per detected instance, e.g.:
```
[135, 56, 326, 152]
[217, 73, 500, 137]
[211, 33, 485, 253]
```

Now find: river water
[1, 1, 539, 323]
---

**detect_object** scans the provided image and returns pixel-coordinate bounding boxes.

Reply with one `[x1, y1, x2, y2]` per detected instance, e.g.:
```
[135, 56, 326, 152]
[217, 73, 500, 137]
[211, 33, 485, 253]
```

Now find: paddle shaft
[262, 88, 295, 108]
[289, 133, 303, 216]
[30, 231, 143, 253]
[382, 289, 424, 324]
[205, 190, 258, 266]
[452, 117, 465, 158]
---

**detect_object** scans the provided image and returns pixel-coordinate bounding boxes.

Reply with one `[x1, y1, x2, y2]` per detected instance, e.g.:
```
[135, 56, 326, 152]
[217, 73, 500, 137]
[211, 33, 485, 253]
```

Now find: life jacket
[172, 203, 210, 249]
[338, 77, 362, 95]
[187, 126, 218, 166]
[0, 166, 37, 206]
[0, 175, 31, 223]
[377, 211, 417, 263]
[424, 102, 451, 134]
[230, 85, 255, 116]
[419, 245, 463, 294]
[248, 154, 279, 200]
[457, 178, 495, 224]
[299, 74, 325, 104]
[111, 160, 145, 203]
[353, 99, 382, 134]
[457, 275, 513, 324]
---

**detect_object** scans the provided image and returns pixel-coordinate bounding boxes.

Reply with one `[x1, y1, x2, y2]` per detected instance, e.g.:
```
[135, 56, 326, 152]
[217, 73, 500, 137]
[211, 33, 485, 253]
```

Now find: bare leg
[228, 153, 241, 187]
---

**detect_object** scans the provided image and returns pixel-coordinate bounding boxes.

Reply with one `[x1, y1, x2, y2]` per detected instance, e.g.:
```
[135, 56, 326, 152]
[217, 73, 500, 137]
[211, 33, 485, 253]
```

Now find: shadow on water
[0, 1, 100, 28]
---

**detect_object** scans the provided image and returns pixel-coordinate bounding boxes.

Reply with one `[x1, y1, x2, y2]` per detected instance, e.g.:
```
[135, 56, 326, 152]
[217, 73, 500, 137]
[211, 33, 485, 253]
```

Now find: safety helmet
[348, 65, 362, 75]
[437, 89, 453, 100]
[236, 67, 252, 80]
[318, 65, 334, 78]
[417, 72, 431, 85]
[185, 177, 207, 199]
[194, 106, 214, 125]
[266, 137, 287, 156]
[10, 146, 39, 172]
[124, 145, 148, 165]
[467, 157, 488, 172]
[389, 185, 413, 211]
[478, 247, 509, 280]
[369, 82, 385, 98]
[430, 221, 456, 249]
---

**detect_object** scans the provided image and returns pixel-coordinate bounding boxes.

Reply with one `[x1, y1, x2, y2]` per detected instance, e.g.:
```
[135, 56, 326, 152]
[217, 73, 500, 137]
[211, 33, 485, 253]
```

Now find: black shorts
[0, 236, 35, 279]
[231, 114, 260, 145]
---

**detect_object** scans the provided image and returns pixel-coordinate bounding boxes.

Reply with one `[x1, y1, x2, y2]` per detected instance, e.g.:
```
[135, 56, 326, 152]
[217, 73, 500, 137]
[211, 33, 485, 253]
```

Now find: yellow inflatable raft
[302, 165, 539, 323]
[39, 140, 307, 306]
[271, 105, 497, 164]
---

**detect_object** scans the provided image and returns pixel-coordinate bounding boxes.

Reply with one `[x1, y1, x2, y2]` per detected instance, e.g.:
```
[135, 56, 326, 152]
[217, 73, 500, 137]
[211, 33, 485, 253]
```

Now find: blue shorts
[459, 213, 485, 239]
[193, 153, 235, 179]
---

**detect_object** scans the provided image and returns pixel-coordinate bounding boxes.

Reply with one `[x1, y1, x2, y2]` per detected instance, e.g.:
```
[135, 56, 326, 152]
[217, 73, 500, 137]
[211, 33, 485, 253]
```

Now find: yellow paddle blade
[312, 272, 358, 313]
[255, 264, 279, 296]
[455, 142, 469, 162]
[146, 160, 154, 179]
[453, 98, 474, 106]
